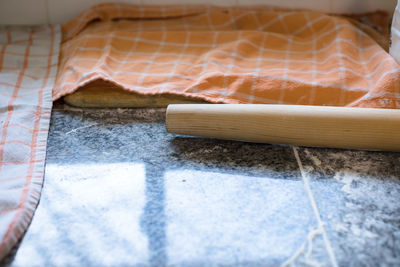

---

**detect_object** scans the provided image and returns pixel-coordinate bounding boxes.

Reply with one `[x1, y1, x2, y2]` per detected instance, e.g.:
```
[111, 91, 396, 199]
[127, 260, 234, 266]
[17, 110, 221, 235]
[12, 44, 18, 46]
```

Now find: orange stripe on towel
[0, 26, 55, 253]
[0, 31, 34, 174]
[55, 4, 399, 108]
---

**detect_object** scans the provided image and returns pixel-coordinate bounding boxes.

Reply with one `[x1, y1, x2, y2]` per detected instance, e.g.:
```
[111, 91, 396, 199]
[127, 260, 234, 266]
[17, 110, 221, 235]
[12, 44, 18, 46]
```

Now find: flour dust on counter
[296, 148, 400, 266]
[1, 103, 399, 266]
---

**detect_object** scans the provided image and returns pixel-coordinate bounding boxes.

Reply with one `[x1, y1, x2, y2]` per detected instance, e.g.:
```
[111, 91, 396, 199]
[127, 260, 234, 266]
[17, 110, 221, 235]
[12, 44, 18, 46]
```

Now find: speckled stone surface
[1, 102, 400, 266]
[297, 148, 400, 266]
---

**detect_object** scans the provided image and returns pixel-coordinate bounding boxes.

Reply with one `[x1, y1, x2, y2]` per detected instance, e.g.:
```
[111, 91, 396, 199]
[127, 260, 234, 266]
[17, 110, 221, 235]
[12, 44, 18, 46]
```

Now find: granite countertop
[2, 102, 400, 266]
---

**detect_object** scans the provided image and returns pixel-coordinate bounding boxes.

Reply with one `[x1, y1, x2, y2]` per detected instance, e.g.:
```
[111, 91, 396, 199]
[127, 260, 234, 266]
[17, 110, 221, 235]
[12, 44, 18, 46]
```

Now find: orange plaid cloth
[0, 25, 61, 260]
[55, 3, 400, 108]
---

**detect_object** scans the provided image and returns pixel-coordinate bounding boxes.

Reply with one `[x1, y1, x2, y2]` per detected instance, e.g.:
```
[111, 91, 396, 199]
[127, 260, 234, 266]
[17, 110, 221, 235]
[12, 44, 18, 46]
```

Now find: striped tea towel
[0, 25, 61, 260]
[55, 3, 399, 108]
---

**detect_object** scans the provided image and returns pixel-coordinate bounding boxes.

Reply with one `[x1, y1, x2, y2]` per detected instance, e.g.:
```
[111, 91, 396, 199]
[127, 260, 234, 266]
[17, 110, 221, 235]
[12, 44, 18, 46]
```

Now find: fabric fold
[56, 4, 399, 108]
[0, 25, 61, 261]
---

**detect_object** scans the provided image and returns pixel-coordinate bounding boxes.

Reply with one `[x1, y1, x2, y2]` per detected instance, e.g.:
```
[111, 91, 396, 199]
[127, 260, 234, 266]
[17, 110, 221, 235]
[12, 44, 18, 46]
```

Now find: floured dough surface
[63, 80, 208, 108]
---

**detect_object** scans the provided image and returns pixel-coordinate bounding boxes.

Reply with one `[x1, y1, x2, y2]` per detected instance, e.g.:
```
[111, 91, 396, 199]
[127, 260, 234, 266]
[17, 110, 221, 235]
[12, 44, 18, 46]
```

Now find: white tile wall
[0, 0, 48, 25]
[0, 0, 397, 25]
[47, 0, 140, 24]
[144, 0, 236, 5]
[236, 0, 332, 12]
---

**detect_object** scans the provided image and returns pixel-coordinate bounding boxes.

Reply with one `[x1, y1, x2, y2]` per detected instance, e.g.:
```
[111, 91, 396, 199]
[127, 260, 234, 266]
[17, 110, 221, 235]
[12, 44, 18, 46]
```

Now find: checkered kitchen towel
[0, 25, 60, 260]
[55, 3, 399, 108]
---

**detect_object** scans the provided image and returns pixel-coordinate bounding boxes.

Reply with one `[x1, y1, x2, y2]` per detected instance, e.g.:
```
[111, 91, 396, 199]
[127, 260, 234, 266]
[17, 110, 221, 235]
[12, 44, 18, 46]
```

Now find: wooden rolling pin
[166, 104, 400, 152]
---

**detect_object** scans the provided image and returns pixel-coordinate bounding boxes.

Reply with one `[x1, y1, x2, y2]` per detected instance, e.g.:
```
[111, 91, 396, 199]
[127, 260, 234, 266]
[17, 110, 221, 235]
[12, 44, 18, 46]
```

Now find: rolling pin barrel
[166, 104, 400, 152]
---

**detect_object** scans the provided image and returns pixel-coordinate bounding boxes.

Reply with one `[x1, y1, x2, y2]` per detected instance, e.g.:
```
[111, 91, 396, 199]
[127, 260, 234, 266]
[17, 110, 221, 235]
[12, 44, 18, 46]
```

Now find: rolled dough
[63, 80, 208, 108]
